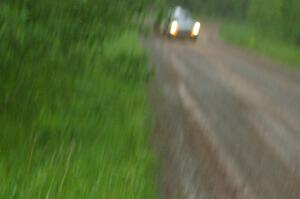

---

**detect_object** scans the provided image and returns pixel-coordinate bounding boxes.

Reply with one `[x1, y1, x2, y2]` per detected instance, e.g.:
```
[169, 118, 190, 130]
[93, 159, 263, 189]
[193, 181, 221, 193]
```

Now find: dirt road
[145, 24, 300, 199]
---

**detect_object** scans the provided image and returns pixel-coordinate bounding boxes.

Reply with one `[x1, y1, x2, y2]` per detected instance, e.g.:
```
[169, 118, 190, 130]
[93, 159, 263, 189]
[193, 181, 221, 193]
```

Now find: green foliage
[0, 0, 157, 198]
[281, 0, 300, 43]
[103, 31, 149, 82]
[248, 0, 283, 36]
[248, 0, 300, 43]
[220, 22, 300, 68]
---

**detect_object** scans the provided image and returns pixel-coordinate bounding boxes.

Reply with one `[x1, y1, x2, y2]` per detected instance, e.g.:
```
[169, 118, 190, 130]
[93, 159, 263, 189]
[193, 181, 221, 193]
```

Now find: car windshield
[172, 7, 192, 20]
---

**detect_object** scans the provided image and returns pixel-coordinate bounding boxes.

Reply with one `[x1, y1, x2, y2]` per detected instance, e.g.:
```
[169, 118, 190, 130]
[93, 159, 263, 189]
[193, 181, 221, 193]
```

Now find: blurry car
[160, 6, 200, 40]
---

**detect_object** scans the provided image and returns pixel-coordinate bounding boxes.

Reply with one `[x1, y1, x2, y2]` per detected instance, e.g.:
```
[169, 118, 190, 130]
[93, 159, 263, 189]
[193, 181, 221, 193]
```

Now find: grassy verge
[1, 30, 157, 198]
[220, 22, 300, 68]
[0, 3, 157, 196]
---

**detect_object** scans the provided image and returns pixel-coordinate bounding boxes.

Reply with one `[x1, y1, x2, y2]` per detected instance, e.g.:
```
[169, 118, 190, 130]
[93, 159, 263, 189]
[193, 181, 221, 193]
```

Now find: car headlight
[192, 21, 201, 36]
[170, 20, 179, 36]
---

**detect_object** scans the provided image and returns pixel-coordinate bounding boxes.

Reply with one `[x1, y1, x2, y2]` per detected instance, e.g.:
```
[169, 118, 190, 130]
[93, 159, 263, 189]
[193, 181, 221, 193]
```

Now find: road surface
[145, 24, 300, 199]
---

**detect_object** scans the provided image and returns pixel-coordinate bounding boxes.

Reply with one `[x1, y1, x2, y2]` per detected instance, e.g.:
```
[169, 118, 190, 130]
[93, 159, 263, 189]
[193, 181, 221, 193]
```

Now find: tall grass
[0, 1, 156, 198]
[220, 22, 300, 68]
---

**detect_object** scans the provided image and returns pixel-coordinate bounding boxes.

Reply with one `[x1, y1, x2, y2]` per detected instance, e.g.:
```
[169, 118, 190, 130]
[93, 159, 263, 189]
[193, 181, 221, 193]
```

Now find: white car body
[162, 6, 200, 40]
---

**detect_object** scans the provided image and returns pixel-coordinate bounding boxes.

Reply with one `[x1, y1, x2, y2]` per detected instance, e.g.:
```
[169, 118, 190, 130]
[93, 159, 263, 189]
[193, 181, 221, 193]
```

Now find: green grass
[220, 22, 300, 68]
[0, 24, 157, 199]
[1, 1, 158, 197]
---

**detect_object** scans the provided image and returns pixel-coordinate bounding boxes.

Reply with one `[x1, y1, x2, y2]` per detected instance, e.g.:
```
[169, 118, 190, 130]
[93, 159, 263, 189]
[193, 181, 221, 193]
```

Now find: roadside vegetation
[220, 0, 300, 68]
[172, 0, 300, 68]
[0, 0, 157, 198]
[220, 22, 300, 68]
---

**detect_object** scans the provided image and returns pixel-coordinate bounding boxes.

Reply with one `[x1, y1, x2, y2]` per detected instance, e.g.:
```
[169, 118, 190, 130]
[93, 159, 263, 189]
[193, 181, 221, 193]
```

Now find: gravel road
[145, 24, 300, 199]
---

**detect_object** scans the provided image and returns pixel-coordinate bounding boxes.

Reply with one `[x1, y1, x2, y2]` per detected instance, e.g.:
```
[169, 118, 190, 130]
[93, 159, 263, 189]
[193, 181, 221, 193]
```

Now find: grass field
[0, 25, 157, 198]
[1, 1, 158, 197]
[220, 22, 300, 68]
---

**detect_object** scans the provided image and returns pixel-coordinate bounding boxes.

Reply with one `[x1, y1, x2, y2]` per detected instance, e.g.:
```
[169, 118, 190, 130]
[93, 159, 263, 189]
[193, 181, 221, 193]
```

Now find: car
[160, 6, 200, 40]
